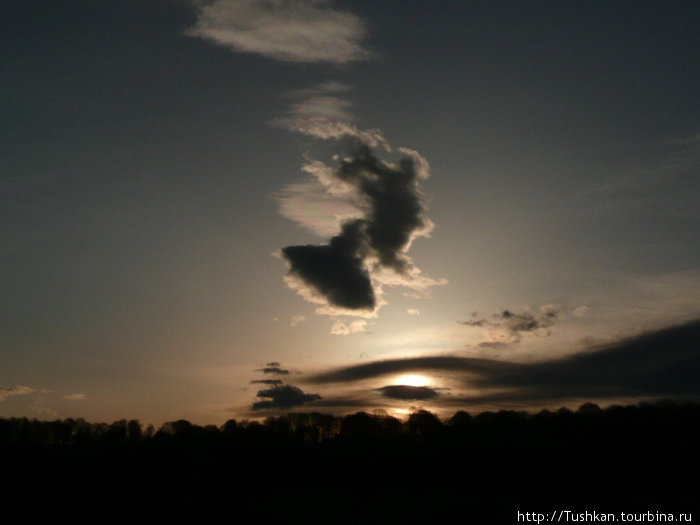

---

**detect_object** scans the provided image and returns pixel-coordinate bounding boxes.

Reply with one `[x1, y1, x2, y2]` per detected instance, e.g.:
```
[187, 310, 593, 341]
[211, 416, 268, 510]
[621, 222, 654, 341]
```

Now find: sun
[394, 373, 430, 387]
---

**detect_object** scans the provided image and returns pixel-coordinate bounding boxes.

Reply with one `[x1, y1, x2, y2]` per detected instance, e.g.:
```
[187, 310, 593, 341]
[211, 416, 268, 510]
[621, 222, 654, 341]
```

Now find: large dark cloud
[335, 145, 427, 273]
[282, 219, 375, 310]
[281, 142, 439, 314]
[307, 320, 700, 405]
[252, 384, 322, 411]
[467, 318, 700, 402]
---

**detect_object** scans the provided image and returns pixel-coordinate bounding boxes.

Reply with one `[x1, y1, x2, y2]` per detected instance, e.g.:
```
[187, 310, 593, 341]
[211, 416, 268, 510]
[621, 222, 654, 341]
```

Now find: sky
[1, 0, 699, 426]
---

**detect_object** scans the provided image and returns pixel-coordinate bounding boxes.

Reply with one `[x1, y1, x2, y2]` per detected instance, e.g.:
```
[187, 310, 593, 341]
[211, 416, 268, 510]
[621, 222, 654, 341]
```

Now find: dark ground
[3, 402, 698, 522]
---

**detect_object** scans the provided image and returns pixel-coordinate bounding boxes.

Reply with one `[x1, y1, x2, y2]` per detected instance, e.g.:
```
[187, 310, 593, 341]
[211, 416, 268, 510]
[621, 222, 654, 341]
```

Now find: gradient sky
[2, 0, 699, 426]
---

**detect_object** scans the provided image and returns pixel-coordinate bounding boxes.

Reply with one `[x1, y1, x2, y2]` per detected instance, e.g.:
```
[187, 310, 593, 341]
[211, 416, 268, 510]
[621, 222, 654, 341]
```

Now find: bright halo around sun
[394, 373, 430, 387]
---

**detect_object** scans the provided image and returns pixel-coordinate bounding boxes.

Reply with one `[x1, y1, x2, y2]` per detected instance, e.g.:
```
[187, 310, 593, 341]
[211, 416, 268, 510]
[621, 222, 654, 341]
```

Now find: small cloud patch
[256, 362, 291, 375]
[63, 393, 86, 401]
[252, 384, 321, 410]
[0, 385, 34, 402]
[461, 304, 562, 343]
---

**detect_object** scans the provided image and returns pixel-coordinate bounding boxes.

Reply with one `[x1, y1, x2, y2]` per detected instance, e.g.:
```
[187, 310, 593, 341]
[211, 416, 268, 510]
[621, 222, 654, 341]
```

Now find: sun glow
[394, 373, 430, 387]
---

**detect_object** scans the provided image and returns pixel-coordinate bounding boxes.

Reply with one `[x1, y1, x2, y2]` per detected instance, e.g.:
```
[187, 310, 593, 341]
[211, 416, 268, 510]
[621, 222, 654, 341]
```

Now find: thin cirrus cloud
[579, 132, 700, 217]
[272, 81, 388, 148]
[283, 81, 355, 121]
[289, 315, 306, 327]
[185, 0, 372, 64]
[272, 82, 389, 240]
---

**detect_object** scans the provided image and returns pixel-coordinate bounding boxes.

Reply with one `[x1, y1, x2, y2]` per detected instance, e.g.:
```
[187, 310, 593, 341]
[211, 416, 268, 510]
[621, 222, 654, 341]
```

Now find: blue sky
[1, 0, 698, 425]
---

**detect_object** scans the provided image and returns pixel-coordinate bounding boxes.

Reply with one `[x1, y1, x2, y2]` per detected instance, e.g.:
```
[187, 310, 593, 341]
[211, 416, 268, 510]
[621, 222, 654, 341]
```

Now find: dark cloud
[252, 384, 322, 411]
[306, 356, 517, 384]
[282, 220, 375, 311]
[466, 318, 700, 403]
[377, 385, 441, 401]
[461, 305, 562, 342]
[308, 319, 700, 405]
[250, 379, 285, 386]
[303, 396, 382, 409]
[335, 145, 427, 274]
[280, 141, 442, 316]
[477, 341, 509, 350]
[256, 364, 290, 375]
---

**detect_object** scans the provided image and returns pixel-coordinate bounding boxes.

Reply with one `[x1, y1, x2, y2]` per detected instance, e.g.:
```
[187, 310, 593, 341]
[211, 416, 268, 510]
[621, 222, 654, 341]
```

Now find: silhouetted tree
[221, 419, 238, 437]
[340, 411, 381, 439]
[449, 410, 474, 429]
[577, 402, 602, 414]
[127, 419, 142, 442]
[406, 409, 442, 445]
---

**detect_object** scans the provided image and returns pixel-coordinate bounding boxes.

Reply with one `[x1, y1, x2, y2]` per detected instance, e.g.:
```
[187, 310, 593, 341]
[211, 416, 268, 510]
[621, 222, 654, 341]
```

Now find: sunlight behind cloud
[394, 373, 430, 387]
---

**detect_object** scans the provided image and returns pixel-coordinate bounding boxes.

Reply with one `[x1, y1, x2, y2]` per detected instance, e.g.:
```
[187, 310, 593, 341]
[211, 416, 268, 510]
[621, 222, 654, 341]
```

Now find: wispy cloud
[275, 178, 363, 237]
[290, 315, 306, 327]
[284, 81, 355, 120]
[273, 82, 392, 243]
[573, 306, 590, 318]
[186, 0, 371, 64]
[272, 81, 388, 148]
[63, 393, 86, 401]
[579, 132, 700, 217]
[0, 385, 34, 402]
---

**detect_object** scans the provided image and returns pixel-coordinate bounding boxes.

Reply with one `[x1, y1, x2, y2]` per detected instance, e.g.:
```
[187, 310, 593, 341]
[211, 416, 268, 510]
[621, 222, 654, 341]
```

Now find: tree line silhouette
[2, 401, 699, 449]
[3, 401, 698, 521]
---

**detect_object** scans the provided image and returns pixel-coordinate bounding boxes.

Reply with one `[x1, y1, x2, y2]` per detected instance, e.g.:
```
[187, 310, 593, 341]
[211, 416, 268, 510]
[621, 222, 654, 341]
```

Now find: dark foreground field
[3, 402, 698, 522]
